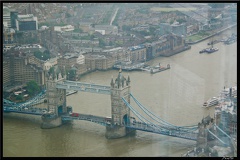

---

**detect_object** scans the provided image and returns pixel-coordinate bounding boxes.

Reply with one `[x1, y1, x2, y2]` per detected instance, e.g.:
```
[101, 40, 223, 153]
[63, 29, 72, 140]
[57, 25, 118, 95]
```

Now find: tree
[16, 94, 23, 101]
[73, 28, 83, 33]
[66, 12, 72, 18]
[68, 69, 76, 80]
[99, 38, 106, 47]
[26, 80, 40, 96]
[109, 41, 113, 46]
[122, 25, 131, 31]
[34, 50, 50, 61]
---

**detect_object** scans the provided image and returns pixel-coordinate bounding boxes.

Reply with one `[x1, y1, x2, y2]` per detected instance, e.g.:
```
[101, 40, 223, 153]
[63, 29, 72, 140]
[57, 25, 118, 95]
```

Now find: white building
[54, 25, 74, 32]
[94, 25, 118, 35]
[3, 6, 11, 29]
[77, 54, 85, 64]
[43, 57, 58, 71]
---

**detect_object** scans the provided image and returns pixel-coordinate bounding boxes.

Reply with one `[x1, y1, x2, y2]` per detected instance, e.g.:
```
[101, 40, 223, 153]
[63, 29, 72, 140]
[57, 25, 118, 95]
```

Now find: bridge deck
[61, 113, 198, 140]
[56, 81, 111, 95]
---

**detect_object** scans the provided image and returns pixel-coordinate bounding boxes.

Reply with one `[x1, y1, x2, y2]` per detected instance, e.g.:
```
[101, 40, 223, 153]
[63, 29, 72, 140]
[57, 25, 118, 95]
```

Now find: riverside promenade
[186, 24, 237, 45]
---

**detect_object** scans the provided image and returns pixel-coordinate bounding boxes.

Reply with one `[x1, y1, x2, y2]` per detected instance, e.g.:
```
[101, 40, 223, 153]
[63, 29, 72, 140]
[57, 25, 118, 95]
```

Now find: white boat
[203, 97, 219, 108]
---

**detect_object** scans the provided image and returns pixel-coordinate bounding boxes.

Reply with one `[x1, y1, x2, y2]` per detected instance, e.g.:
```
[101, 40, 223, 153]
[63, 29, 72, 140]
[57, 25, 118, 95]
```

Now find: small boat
[205, 47, 219, 53]
[199, 49, 205, 53]
[201, 36, 219, 54]
[207, 40, 219, 45]
[203, 97, 219, 108]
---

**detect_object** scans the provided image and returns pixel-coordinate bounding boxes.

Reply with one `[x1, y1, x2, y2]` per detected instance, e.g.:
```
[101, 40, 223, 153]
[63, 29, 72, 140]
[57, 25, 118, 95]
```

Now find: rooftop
[128, 44, 145, 51]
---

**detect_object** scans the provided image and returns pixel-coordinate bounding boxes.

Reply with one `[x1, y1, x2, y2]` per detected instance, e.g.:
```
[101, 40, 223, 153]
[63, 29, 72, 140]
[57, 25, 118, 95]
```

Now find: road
[110, 8, 119, 25]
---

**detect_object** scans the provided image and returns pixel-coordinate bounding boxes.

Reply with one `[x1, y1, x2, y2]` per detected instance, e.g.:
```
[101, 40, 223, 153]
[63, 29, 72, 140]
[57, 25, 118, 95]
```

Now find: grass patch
[186, 34, 204, 42]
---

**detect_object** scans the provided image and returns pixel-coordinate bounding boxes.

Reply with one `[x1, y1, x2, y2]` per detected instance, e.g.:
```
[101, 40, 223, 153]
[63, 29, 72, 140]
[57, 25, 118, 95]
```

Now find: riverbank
[186, 24, 237, 45]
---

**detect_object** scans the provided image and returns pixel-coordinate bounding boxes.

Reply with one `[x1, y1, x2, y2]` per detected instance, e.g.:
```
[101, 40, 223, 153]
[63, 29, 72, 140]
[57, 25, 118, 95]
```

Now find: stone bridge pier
[41, 69, 67, 129]
[105, 69, 135, 139]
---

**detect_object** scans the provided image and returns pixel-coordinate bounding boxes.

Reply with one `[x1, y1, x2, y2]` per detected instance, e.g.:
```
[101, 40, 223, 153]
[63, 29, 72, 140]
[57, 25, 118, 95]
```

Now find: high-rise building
[10, 11, 18, 29]
[3, 53, 45, 87]
[16, 14, 38, 31]
[159, 23, 171, 36]
[3, 6, 11, 29]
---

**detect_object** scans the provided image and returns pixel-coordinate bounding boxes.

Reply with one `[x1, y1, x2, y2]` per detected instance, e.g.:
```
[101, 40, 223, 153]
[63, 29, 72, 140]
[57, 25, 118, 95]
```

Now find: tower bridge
[3, 68, 231, 146]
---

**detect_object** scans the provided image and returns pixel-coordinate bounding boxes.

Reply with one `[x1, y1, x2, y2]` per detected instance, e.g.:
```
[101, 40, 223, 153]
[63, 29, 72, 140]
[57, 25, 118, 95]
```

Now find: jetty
[141, 63, 170, 74]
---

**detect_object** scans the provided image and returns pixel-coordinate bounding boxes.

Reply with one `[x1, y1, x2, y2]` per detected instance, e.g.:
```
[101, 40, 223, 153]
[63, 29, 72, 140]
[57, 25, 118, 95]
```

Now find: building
[10, 10, 18, 29]
[3, 6, 11, 29]
[71, 63, 88, 76]
[127, 45, 146, 63]
[94, 25, 118, 35]
[54, 25, 74, 32]
[186, 25, 199, 35]
[171, 22, 187, 36]
[3, 56, 11, 87]
[159, 23, 172, 36]
[76, 54, 85, 64]
[43, 57, 58, 71]
[159, 22, 187, 36]
[79, 22, 93, 33]
[16, 14, 38, 31]
[84, 54, 115, 71]
[3, 53, 45, 88]
[57, 53, 78, 71]
[103, 47, 128, 62]
[146, 34, 189, 58]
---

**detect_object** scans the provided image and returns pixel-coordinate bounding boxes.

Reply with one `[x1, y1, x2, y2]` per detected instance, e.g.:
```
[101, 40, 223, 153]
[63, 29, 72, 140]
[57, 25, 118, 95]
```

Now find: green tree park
[26, 80, 40, 96]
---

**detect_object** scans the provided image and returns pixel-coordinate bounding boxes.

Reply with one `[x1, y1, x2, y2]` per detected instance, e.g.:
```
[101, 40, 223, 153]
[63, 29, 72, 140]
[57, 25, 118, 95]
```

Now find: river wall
[186, 24, 237, 45]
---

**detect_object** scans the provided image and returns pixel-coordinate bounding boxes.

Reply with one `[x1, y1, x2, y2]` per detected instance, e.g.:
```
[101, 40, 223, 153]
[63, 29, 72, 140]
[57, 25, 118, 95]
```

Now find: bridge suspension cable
[122, 97, 153, 124]
[130, 93, 176, 127]
[207, 128, 227, 146]
[214, 124, 231, 139]
[122, 97, 168, 130]
[130, 93, 198, 130]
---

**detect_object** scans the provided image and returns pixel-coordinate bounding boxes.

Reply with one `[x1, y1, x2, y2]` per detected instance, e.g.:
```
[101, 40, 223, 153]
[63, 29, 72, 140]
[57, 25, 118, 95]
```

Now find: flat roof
[128, 45, 145, 51]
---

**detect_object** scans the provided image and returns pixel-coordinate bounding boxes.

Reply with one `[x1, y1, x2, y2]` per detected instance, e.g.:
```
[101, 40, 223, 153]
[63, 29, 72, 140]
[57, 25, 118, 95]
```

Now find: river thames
[3, 27, 237, 157]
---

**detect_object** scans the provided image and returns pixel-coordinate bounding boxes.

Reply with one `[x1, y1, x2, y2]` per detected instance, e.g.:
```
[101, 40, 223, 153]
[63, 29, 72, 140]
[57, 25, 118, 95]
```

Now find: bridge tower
[105, 68, 133, 139]
[41, 68, 67, 129]
[196, 115, 214, 148]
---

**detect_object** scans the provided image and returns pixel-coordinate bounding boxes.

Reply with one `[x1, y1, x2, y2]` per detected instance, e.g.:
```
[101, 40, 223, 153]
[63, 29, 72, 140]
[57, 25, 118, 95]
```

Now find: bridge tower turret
[41, 67, 67, 129]
[105, 68, 133, 138]
[196, 115, 214, 148]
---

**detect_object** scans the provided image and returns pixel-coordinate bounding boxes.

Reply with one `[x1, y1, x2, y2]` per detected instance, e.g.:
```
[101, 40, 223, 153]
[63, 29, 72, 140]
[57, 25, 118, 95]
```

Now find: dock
[113, 62, 146, 71]
[141, 63, 170, 74]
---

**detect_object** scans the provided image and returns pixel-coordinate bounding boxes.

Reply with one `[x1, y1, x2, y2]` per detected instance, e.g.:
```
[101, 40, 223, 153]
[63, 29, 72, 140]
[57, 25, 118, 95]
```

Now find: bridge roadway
[3, 105, 198, 141]
[62, 113, 112, 126]
[3, 90, 46, 109]
[56, 80, 111, 95]
[62, 113, 198, 141]
[3, 105, 47, 115]
[125, 122, 198, 141]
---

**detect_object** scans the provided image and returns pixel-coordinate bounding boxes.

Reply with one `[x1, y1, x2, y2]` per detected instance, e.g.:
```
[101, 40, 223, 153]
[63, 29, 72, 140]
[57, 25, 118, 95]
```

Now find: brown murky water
[3, 28, 237, 157]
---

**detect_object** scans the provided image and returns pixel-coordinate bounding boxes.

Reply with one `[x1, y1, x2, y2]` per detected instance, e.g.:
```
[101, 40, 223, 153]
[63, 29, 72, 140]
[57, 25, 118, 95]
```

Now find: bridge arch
[123, 114, 130, 125]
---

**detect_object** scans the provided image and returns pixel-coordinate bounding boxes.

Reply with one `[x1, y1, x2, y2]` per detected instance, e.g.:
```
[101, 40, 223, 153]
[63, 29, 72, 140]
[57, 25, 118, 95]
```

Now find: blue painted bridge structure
[3, 71, 231, 146]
